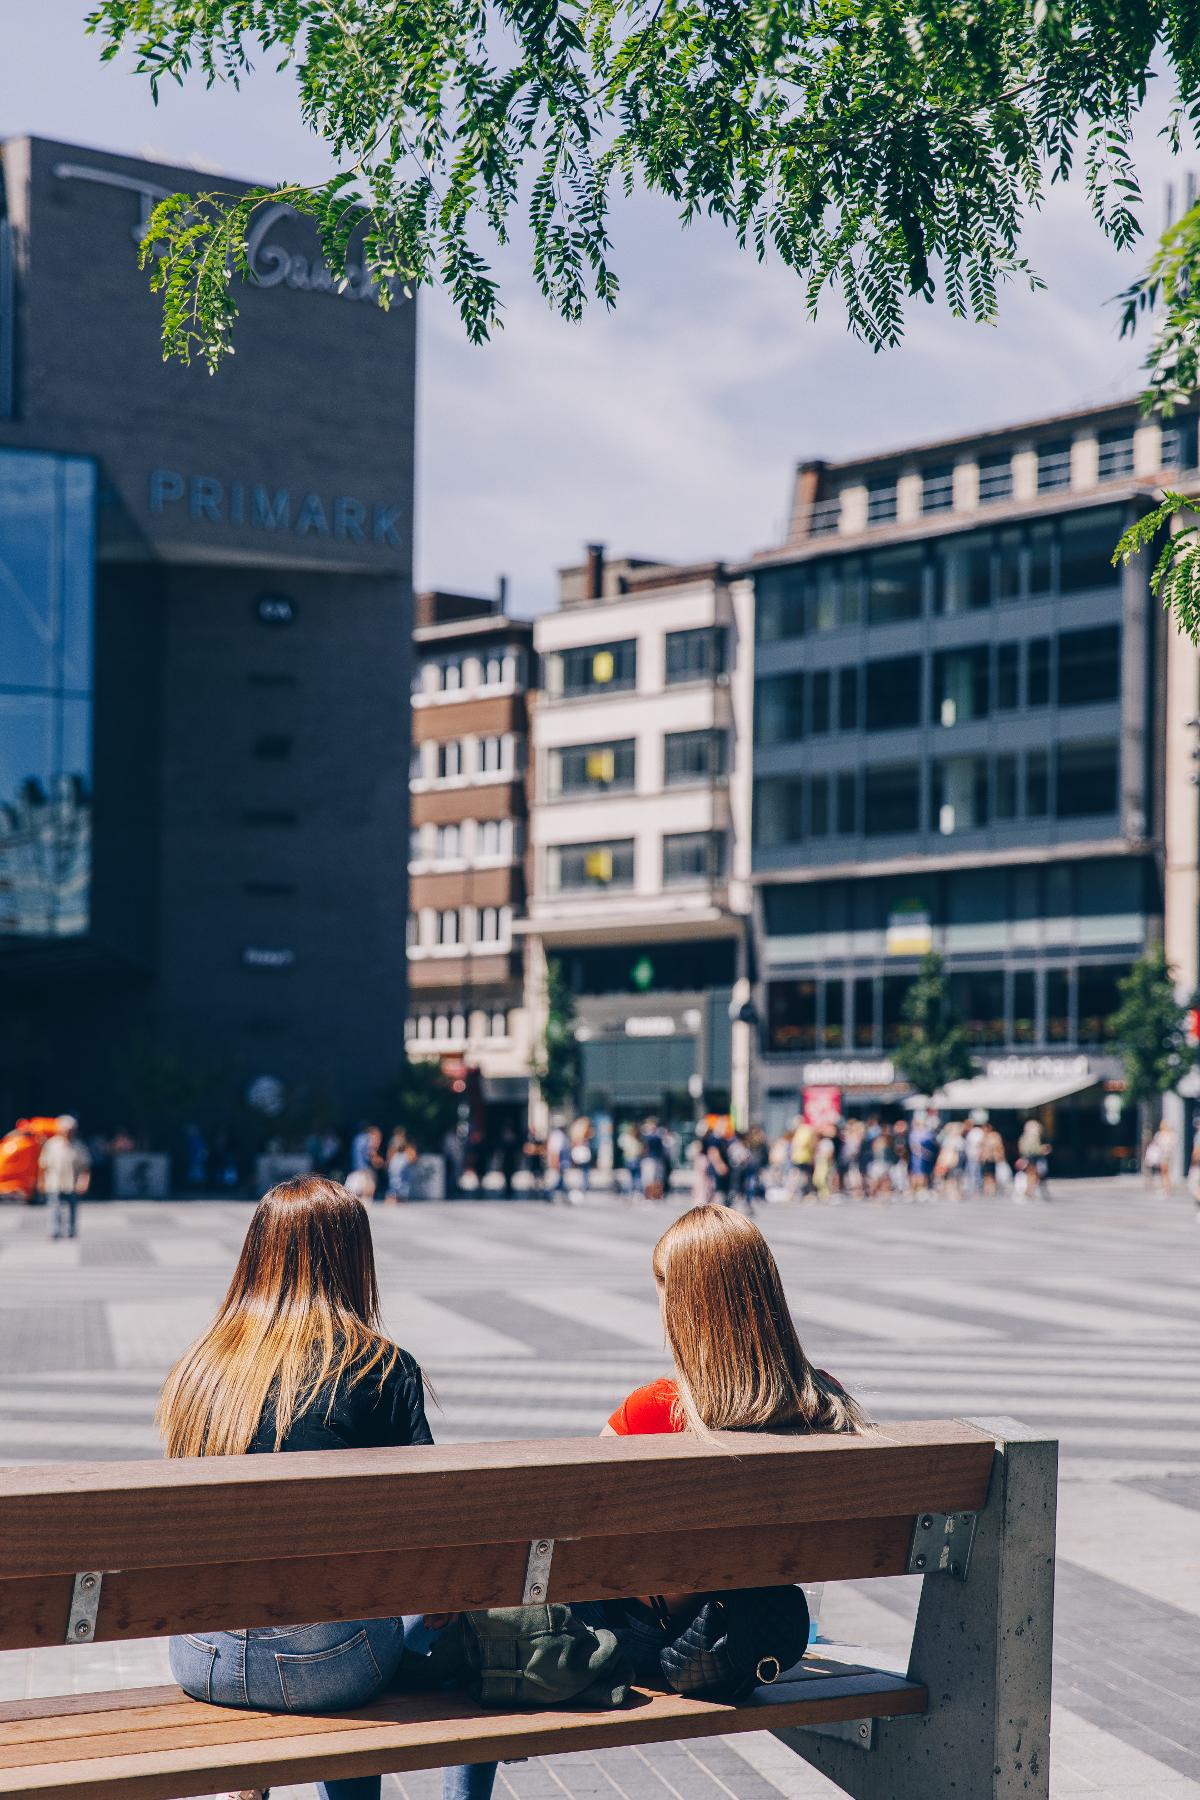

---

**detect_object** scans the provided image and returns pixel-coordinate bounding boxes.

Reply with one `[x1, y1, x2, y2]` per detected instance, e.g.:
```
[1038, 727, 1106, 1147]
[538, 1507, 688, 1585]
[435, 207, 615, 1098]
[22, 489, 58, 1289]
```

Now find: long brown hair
[158, 1175, 400, 1457]
[653, 1206, 868, 1435]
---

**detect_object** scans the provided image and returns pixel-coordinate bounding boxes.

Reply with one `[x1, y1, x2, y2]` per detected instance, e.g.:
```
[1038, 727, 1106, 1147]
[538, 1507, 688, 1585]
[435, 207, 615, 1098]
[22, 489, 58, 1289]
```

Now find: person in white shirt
[39, 1116, 91, 1241]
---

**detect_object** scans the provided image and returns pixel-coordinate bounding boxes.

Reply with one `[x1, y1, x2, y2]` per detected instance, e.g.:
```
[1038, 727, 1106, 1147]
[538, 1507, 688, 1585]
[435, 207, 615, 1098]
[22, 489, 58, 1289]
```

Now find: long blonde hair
[158, 1175, 400, 1457]
[653, 1206, 868, 1436]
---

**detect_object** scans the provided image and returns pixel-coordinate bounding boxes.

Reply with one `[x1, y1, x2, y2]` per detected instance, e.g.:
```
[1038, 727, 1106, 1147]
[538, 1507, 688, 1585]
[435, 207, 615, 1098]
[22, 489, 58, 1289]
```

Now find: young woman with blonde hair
[161, 1174, 495, 1800]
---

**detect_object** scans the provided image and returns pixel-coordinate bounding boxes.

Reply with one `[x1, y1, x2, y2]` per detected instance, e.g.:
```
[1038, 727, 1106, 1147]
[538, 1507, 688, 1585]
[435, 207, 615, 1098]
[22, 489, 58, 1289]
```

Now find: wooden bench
[0, 1417, 1056, 1800]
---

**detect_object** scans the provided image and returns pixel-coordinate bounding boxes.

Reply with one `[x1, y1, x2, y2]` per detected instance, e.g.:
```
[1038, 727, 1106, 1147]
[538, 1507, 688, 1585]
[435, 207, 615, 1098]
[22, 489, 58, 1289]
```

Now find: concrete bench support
[776, 1417, 1057, 1800]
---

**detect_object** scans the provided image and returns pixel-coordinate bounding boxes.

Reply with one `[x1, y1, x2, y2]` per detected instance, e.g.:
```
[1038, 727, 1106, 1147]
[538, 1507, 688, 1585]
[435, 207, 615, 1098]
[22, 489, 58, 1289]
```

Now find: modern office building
[525, 547, 755, 1130]
[405, 590, 534, 1135]
[0, 137, 416, 1130]
[749, 398, 1198, 1170]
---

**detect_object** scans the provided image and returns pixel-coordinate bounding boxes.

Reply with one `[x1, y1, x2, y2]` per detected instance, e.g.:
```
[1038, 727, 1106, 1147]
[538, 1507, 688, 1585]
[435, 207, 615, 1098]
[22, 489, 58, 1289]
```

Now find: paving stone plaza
[1, 1181, 1197, 1799]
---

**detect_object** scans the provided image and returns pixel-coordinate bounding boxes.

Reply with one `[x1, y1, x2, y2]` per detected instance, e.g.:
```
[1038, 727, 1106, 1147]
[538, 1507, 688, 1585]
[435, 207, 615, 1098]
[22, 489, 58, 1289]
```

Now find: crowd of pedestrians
[764, 1111, 1052, 1204]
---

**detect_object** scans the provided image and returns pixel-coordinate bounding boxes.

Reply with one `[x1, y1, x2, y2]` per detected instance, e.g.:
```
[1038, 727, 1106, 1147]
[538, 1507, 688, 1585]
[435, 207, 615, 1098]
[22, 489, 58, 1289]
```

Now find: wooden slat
[0, 1669, 927, 1798]
[0, 1514, 915, 1651]
[0, 1424, 994, 1578]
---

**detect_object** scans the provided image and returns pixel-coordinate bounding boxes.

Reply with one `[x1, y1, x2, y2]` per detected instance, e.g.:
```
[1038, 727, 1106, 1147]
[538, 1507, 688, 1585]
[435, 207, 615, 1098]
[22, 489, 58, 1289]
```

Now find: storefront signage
[53, 165, 408, 310]
[150, 469, 403, 547]
[800, 1059, 895, 1086]
[984, 1055, 1089, 1080]
[626, 1016, 677, 1037]
[886, 901, 932, 956]
[241, 946, 296, 971]
[803, 1087, 842, 1129]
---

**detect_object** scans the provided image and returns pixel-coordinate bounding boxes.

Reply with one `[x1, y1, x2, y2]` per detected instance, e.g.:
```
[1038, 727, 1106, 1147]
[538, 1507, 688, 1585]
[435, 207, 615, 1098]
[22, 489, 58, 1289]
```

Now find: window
[406, 913, 419, 948]
[949, 971, 1006, 1045]
[932, 755, 989, 834]
[663, 830, 726, 884]
[754, 777, 805, 848]
[437, 740, 461, 779]
[253, 733, 292, 760]
[810, 668, 831, 734]
[477, 819, 505, 856]
[1057, 625, 1121, 707]
[935, 646, 989, 725]
[477, 906, 500, 942]
[549, 639, 636, 697]
[837, 772, 859, 834]
[1078, 966, 1128, 1046]
[882, 976, 909, 1048]
[1025, 749, 1050, 818]
[838, 666, 860, 731]
[434, 1013, 450, 1039]
[810, 777, 830, 836]
[809, 497, 841, 536]
[478, 734, 504, 774]
[482, 653, 505, 687]
[866, 548, 924, 623]
[822, 979, 845, 1047]
[997, 528, 1022, 602]
[1059, 508, 1123, 595]
[549, 838, 635, 890]
[1037, 438, 1073, 492]
[852, 976, 876, 1048]
[1097, 428, 1134, 480]
[1027, 638, 1051, 707]
[1029, 523, 1054, 595]
[1056, 741, 1119, 818]
[813, 558, 863, 630]
[435, 822, 461, 859]
[665, 728, 726, 785]
[437, 909, 459, 945]
[995, 754, 1019, 819]
[1012, 970, 1036, 1043]
[1161, 416, 1198, 470]
[755, 674, 805, 745]
[934, 534, 991, 615]
[995, 643, 1019, 710]
[865, 654, 923, 731]
[867, 478, 898, 524]
[666, 626, 726, 684]
[550, 738, 636, 796]
[978, 453, 1013, 503]
[863, 763, 921, 835]
[1046, 967, 1072, 1042]
[439, 656, 464, 692]
[489, 1010, 508, 1038]
[767, 980, 818, 1053]
[409, 743, 425, 780]
[755, 566, 807, 641]
[922, 465, 955, 512]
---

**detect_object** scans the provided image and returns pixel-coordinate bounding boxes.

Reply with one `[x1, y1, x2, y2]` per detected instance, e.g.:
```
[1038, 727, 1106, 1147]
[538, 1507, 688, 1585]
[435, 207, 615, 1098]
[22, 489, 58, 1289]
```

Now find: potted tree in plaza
[892, 953, 976, 1101]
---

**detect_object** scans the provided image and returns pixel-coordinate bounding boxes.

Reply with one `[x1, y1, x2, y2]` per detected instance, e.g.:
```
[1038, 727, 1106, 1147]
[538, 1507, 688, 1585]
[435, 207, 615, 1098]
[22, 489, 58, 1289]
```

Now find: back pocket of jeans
[172, 1634, 218, 1704]
[275, 1629, 384, 1712]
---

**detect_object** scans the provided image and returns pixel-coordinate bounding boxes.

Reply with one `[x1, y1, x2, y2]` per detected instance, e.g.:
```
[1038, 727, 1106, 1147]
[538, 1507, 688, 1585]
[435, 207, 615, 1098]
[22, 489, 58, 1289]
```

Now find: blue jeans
[46, 1191, 78, 1238]
[170, 1615, 496, 1800]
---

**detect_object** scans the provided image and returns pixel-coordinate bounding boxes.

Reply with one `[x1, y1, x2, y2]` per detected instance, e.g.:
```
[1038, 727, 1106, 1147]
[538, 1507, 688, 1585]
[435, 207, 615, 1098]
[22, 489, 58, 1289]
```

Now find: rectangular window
[478, 734, 503, 774]
[810, 668, 831, 734]
[1097, 428, 1134, 480]
[864, 654, 923, 731]
[477, 905, 501, 943]
[1025, 749, 1050, 818]
[852, 975, 876, 1048]
[1077, 965, 1129, 1046]
[755, 673, 805, 745]
[882, 975, 909, 1048]
[409, 743, 424, 781]
[810, 776, 830, 836]
[1057, 624, 1121, 707]
[1056, 740, 1119, 819]
[439, 656, 464, 692]
[978, 453, 1013, 503]
[477, 819, 504, 856]
[822, 979, 845, 1048]
[549, 639, 637, 698]
[437, 741, 461, 778]
[1027, 638, 1051, 707]
[1029, 522, 1054, 595]
[932, 755, 989, 834]
[435, 822, 461, 859]
[550, 739, 636, 796]
[663, 830, 726, 885]
[866, 548, 924, 624]
[1046, 967, 1072, 1043]
[767, 980, 818, 1053]
[934, 534, 991, 615]
[1037, 439, 1073, 492]
[754, 776, 805, 848]
[1161, 416, 1199, 471]
[755, 567, 807, 642]
[664, 728, 727, 785]
[950, 971, 1006, 1045]
[995, 643, 1020, 710]
[665, 625, 726, 684]
[549, 839, 635, 891]
[863, 763, 921, 835]
[997, 528, 1022, 602]
[1059, 507, 1123, 595]
[995, 754, 1019, 820]
[1012, 969, 1036, 1043]
[809, 496, 842, 536]
[437, 908, 459, 945]
[836, 771, 859, 834]
[838, 666, 860, 731]
[867, 478, 898, 524]
[922, 464, 955, 513]
[935, 645, 989, 725]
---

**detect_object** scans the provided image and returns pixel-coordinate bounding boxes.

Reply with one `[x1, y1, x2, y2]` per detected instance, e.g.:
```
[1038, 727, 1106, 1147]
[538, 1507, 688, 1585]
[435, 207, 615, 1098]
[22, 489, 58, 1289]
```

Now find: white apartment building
[526, 548, 755, 1128]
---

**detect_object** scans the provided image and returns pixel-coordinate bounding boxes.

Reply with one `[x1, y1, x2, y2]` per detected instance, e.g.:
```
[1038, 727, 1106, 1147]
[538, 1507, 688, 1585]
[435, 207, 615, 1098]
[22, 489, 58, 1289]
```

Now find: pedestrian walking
[40, 1116, 91, 1241]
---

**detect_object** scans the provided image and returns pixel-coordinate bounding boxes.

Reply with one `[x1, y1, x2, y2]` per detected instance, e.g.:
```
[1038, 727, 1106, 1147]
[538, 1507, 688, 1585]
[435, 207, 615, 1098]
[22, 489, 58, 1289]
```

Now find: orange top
[607, 1377, 683, 1436]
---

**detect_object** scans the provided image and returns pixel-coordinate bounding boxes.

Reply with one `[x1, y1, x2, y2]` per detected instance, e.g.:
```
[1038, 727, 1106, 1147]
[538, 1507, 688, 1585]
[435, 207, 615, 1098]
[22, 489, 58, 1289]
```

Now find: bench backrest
[0, 1421, 995, 1652]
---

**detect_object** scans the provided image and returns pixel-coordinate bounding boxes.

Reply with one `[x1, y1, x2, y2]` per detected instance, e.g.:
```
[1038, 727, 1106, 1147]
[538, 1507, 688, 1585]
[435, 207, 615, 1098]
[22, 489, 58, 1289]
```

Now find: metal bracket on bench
[522, 1538, 555, 1603]
[795, 1717, 877, 1751]
[66, 1571, 104, 1643]
[907, 1511, 978, 1581]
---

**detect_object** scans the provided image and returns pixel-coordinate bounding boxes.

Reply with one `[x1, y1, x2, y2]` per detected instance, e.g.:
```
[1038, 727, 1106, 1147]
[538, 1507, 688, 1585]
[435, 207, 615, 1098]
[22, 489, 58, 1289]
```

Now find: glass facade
[0, 449, 96, 937]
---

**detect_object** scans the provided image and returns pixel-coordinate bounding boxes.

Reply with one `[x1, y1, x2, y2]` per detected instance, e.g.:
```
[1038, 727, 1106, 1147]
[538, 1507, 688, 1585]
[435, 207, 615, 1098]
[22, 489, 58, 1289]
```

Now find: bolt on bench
[0, 1417, 1056, 1800]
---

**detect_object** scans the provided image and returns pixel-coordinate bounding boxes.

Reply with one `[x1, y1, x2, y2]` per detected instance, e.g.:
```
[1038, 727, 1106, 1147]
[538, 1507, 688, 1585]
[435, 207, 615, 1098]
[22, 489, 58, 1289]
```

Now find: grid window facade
[665, 625, 726, 684]
[548, 839, 635, 891]
[662, 830, 726, 885]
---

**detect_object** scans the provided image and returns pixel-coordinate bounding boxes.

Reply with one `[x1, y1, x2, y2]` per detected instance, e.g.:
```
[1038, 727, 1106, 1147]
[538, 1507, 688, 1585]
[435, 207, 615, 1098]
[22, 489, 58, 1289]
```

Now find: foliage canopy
[892, 952, 977, 1099]
[1109, 947, 1189, 1108]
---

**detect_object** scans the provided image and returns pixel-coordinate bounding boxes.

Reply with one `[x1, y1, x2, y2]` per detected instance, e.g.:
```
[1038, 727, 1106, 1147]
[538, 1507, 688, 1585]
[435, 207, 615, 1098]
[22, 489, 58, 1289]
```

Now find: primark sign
[149, 469, 403, 548]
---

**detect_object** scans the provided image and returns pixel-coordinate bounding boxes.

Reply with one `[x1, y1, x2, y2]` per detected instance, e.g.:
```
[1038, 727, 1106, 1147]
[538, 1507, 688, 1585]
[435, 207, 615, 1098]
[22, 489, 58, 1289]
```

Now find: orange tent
[0, 1117, 61, 1201]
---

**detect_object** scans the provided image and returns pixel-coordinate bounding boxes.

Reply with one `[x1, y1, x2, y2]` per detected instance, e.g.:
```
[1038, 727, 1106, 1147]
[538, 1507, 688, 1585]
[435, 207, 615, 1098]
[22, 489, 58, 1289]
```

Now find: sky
[0, 7, 1193, 612]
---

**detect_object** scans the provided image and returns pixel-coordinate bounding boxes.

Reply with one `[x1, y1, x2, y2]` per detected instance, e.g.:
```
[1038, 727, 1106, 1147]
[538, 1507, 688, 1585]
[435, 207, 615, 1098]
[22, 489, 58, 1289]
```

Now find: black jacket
[248, 1347, 433, 1454]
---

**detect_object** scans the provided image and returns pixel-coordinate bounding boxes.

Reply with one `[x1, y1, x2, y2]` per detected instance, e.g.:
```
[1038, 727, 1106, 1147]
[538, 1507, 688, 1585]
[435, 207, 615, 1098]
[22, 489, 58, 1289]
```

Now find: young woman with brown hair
[605, 1203, 868, 1439]
[161, 1174, 495, 1800]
